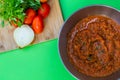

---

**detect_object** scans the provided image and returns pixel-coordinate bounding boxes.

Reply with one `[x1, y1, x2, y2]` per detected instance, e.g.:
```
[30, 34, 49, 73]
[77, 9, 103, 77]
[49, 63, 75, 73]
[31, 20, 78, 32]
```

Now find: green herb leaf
[17, 20, 22, 27]
[1, 20, 4, 27]
[28, 0, 41, 10]
[0, 0, 41, 27]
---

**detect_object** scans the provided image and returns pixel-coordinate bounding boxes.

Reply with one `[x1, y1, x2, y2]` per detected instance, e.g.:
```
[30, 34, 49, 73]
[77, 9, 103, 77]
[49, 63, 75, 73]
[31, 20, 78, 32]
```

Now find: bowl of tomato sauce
[58, 5, 120, 80]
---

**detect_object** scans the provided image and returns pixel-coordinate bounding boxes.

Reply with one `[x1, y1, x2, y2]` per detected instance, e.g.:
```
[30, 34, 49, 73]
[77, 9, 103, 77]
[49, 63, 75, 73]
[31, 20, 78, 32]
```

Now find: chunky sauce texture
[67, 15, 120, 77]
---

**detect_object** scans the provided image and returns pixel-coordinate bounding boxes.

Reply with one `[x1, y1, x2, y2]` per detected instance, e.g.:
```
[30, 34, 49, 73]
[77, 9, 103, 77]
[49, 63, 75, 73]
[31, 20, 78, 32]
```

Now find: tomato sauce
[67, 15, 120, 77]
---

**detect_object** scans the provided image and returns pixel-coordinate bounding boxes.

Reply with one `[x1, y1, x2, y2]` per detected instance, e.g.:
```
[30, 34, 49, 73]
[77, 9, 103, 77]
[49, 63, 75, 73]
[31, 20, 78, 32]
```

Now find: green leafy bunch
[0, 0, 40, 27]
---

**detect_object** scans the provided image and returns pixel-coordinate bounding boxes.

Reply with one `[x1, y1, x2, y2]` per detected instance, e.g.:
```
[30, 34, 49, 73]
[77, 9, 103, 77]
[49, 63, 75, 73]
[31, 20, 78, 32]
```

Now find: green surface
[0, 39, 75, 80]
[60, 0, 120, 20]
[0, 0, 120, 80]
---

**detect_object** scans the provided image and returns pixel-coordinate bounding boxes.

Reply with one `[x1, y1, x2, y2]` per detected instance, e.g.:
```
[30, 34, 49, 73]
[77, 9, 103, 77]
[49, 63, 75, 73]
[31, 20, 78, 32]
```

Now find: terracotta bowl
[58, 5, 120, 80]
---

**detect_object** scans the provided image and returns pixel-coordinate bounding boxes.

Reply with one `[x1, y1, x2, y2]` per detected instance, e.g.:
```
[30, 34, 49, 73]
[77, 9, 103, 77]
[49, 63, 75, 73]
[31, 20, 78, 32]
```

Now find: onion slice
[13, 25, 34, 48]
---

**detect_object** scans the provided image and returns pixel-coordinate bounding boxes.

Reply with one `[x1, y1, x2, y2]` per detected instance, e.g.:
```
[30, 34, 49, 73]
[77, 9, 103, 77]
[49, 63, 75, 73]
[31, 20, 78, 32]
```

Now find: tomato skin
[24, 8, 36, 25]
[40, 0, 48, 3]
[38, 3, 50, 18]
[11, 21, 18, 27]
[32, 16, 44, 34]
[10, 18, 19, 27]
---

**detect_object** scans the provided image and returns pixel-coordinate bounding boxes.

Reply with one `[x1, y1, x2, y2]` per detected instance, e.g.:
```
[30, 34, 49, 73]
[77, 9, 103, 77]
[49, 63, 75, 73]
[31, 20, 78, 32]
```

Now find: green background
[0, 0, 120, 80]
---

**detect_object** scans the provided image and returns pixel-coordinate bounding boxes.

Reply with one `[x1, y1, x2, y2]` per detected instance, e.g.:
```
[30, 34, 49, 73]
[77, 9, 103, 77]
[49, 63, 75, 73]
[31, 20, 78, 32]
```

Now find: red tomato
[24, 8, 36, 25]
[40, 0, 48, 3]
[32, 16, 44, 34]
[38, 3, 50, 18]
[11, 20, 18, 27]
[10, 19, 19, 27]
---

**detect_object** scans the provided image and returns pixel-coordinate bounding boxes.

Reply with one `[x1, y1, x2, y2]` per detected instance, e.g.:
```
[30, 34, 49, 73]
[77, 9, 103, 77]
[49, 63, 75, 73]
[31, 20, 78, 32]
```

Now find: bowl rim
[58, 4, 120, 79]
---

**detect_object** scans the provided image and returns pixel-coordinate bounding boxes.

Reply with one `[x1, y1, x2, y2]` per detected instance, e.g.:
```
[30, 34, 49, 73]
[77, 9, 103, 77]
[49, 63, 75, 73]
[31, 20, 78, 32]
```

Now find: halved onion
[13, 25, 34, 48]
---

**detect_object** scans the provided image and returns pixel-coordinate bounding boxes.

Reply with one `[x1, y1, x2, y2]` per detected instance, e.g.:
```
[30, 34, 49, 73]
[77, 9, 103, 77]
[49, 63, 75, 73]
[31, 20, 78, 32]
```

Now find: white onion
[13, 25, 34, 48]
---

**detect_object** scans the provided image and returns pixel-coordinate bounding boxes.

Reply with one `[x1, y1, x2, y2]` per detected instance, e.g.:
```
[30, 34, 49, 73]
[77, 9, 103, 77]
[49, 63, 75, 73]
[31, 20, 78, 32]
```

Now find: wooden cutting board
[0, 0, 63, 52]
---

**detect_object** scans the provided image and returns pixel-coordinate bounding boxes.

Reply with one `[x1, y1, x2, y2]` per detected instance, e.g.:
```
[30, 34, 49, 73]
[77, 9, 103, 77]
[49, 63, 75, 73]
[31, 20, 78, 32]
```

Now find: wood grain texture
[0, 0, 63, 52]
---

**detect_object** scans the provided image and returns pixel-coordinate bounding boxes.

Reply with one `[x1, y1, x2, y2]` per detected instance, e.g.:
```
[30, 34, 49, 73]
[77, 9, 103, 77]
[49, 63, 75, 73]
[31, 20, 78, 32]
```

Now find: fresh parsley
[0, 0, 40, 27]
